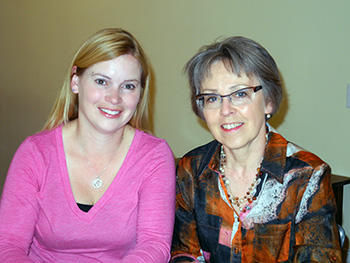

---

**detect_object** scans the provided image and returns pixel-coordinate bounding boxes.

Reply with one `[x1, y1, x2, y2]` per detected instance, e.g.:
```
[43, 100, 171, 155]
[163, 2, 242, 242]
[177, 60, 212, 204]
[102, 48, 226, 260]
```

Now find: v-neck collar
[56, 125, 139, 221]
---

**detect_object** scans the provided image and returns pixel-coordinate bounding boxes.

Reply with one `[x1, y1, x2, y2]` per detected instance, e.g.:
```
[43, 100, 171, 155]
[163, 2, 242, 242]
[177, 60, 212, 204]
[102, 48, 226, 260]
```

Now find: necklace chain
[80, 148, 115, 190]
[76, 126, 127, 190]
[219, 145, 262, 213]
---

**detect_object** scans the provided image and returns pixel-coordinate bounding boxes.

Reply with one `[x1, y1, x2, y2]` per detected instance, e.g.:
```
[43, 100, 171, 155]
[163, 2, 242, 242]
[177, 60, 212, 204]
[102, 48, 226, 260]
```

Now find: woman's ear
[71, 66, 79, 94]
[264, 100, 273, 115]
[71, 65, 77, 76]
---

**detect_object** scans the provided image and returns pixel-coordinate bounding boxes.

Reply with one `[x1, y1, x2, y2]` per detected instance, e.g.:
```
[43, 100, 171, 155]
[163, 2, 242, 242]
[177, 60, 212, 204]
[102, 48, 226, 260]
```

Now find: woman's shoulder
[136, 129, 168, 146]
[136, 129, 165, 143]
[181, 140, 219, 159]
[285, 139, 328, 170]
[128, 130, 175, 177]
[30, 125, 61, 141]
[177, 140, 219, 176]
[8, 126, 62, 182]
[268, 130, 328, 170]
[134, 129, 173, 156]
[18, 125, 61, 152]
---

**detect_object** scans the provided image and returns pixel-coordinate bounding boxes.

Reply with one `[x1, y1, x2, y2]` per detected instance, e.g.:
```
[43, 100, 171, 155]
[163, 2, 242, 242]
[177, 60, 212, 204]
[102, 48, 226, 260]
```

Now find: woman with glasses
[171, 36, 341, 262]
[0, 28, 175, 262]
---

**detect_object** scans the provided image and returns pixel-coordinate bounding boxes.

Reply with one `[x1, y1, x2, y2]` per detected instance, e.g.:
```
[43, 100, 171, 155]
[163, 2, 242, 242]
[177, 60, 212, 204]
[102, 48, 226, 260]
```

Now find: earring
[265, 113, 271, 121]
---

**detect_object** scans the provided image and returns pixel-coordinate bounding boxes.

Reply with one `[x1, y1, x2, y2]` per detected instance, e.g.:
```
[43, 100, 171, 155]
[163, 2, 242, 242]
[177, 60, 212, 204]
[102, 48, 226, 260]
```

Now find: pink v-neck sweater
[0, 126, 176, 262]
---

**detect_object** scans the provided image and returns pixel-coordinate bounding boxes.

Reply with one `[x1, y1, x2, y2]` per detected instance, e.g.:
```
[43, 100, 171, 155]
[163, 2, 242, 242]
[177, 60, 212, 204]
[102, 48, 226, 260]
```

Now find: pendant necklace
[80, 148, 115, 190]
[78, 127, 126, 190]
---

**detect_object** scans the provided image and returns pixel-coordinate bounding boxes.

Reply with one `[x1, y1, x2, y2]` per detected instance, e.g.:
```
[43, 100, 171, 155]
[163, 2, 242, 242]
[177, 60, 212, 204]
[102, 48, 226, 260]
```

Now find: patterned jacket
[171, 130, 342, 262]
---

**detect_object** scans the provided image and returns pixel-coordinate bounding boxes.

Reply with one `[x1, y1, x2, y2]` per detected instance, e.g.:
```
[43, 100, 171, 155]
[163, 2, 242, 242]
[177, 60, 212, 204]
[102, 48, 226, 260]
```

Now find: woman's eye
[95, 79, 107, 86]
[123, 84, 136, 90]
[233, 89, 248, 98]
[206, 96, 218, 103]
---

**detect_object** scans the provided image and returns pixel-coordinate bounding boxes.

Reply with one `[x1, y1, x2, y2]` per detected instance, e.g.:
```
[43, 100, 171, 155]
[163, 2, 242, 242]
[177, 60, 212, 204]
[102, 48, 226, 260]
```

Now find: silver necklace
[80, 149, 115, 190]
[78, 127, 127, 190]
[219, 145, 262, 212]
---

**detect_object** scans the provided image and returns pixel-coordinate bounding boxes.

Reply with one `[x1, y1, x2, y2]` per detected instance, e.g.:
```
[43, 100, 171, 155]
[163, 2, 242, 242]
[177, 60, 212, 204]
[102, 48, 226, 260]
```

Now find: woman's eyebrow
[201, 84, 250, 93]
[90, 72, 112, 80]
[123, 79, 140, 83]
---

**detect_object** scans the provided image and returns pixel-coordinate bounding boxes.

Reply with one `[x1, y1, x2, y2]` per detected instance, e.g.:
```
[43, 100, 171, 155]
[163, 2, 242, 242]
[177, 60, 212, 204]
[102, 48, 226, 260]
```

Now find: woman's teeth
[222, 123, 242, 129]
[100, 108, 120, 115]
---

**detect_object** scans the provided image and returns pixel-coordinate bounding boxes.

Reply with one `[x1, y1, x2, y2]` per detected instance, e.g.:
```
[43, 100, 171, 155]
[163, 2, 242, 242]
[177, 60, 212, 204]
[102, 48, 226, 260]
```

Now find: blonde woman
[0, 28, 175, 262]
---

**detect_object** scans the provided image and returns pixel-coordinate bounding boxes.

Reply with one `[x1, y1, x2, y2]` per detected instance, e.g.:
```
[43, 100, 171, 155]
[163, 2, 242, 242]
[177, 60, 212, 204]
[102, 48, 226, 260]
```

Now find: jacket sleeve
[293, 163, 342, 262]
[170, 157, 203, 263]
[120, 142, 176, 263]
[0, 139, 40, 263]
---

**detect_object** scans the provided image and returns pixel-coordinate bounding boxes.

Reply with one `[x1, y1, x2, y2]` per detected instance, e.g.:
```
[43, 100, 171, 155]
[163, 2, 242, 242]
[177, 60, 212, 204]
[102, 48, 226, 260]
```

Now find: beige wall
[1, 0, 349, 251]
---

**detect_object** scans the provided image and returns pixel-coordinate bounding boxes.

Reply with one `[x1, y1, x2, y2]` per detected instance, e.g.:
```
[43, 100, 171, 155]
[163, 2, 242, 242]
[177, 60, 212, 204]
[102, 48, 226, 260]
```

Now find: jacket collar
[261, 131, 288, 184]
[207, 141, 221, 173]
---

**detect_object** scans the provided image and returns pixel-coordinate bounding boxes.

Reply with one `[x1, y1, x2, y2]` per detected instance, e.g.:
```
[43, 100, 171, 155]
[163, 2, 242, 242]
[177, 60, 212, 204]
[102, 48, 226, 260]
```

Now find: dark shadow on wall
[269, 73, 288, 129]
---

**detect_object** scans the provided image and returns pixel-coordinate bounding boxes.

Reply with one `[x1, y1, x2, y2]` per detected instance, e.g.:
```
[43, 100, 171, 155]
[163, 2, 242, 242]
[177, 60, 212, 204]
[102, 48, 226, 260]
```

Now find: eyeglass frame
[195, 85, 263, 109]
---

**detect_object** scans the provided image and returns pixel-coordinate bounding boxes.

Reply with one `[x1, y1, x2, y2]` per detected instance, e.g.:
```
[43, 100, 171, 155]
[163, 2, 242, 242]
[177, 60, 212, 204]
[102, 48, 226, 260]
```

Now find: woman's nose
[220, 97, 236, 116]
[105, 88, 122, 104]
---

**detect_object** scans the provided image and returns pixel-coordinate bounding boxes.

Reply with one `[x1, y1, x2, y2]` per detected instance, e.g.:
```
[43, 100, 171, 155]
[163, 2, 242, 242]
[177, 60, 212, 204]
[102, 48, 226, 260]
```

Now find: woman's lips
[98, 107, 121, 118]
[221, 122, 244, 131]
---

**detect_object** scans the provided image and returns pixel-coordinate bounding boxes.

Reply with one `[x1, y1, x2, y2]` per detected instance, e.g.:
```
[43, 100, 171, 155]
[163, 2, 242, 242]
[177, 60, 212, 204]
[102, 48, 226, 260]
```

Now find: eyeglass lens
[199, 87, 258, 109]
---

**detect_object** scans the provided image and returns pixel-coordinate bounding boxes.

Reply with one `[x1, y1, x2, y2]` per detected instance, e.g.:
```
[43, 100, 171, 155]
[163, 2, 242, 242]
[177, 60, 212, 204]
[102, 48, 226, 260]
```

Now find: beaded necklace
[219, 145, 262, 213]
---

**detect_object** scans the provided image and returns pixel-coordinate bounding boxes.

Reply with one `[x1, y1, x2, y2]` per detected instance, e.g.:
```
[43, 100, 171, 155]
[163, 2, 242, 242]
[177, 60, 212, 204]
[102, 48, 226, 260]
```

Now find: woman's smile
[98, 107, 122, 119]
[221, 122, 244, 132]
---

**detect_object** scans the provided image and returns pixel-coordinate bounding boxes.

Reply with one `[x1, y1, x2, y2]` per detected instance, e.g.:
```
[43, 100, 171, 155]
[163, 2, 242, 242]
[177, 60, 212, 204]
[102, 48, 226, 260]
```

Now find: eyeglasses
[196, 85, 262, 109]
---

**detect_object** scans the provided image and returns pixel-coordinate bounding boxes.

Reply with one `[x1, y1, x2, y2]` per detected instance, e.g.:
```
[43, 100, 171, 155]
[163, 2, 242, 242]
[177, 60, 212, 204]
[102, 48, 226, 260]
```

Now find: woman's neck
[223, 129, 266, 174]
[66, 119, 132, 158]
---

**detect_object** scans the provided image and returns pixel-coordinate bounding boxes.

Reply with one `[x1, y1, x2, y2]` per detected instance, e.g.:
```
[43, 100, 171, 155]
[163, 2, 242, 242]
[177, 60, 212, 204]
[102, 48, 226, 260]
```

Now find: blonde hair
[43, 28, 150, 130]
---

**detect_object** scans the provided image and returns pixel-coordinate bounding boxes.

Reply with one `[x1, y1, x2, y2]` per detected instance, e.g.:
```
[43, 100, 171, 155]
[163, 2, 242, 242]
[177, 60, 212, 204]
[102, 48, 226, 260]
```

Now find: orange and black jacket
[171, 130, 342, 262]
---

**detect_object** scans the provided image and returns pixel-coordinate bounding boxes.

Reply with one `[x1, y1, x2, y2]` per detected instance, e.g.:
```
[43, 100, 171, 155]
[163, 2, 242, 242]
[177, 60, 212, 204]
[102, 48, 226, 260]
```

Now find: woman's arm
[170, 158, 203, 263]
[293, 164, 342, 262]
[0, 139, 40, 262]
[120, 142, 176, 263]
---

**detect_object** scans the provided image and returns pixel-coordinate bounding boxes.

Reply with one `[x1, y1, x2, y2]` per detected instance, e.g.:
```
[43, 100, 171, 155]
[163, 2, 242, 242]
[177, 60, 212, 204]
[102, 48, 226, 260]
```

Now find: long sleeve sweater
[0, 126, 176, 262]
